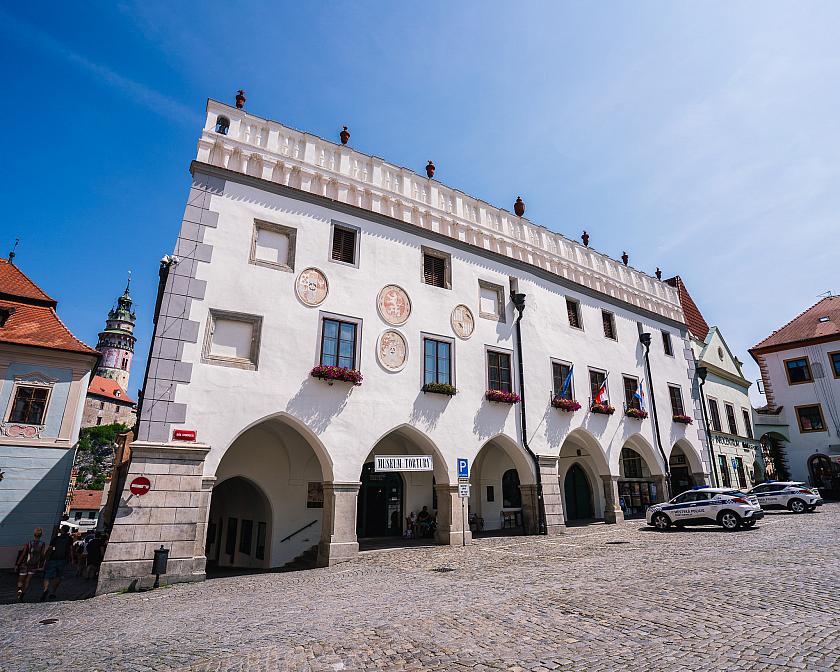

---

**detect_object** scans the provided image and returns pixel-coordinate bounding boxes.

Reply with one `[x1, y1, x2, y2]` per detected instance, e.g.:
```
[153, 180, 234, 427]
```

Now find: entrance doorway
[357, 463, 403, 537]
[207, 476, 270, 570]
[564, 464, 594, 521]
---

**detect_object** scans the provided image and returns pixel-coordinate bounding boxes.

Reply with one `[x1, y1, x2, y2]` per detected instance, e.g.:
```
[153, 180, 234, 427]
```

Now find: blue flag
[633, 381, 646, 410]
[560, 365, 574, 396]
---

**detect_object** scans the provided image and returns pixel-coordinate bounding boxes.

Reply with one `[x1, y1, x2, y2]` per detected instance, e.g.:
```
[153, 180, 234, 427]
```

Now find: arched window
[501, 469, 521, 508]
[215, 116, 230, 135]
[621, 447, 644, 478]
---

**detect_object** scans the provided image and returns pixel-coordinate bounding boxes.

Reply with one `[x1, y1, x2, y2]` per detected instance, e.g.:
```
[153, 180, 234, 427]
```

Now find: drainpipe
[696, 366, 719, 487]
[511, 291, 547, 535]
[639, 332, 671, 499]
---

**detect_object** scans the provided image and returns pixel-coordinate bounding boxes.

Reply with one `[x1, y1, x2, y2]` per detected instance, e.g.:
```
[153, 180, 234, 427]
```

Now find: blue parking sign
[457, 458, 469, 478]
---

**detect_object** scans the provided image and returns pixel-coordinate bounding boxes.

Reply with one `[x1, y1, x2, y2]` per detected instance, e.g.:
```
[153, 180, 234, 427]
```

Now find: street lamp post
[696, 366, 720, 487]
[639, 332, 671, 499]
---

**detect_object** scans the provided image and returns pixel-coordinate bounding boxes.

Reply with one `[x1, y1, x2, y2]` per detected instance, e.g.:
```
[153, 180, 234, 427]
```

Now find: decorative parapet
[197, 100, 684, 324]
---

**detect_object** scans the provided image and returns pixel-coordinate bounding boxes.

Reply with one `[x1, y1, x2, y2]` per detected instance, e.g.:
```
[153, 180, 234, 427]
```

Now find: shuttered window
[331, 226, 356, 264]
[423, 253, 447, 287]
[602, 311, 616, 340]
[566, 299, 582, 329]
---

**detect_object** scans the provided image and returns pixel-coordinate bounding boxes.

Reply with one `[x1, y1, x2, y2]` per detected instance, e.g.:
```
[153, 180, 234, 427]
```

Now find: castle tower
[94, 277, 137, 392]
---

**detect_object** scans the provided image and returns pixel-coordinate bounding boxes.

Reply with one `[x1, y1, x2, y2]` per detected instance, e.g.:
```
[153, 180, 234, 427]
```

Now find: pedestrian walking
[41, 527, 72, 601]
[15, 527, 46, 601]
[84, 533, 104, 580]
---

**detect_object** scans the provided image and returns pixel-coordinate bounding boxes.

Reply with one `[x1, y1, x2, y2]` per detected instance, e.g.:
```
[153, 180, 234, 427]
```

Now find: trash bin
[152, 545, 169, 588]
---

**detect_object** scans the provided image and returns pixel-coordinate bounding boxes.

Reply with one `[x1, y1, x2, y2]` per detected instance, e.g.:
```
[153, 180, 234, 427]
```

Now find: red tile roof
[751, 296, 840, 353]
[69, 489, 105, 511]
[88, 375, 135, 404]
[0, 258, 55, 305]
[665, 276, 709, 340]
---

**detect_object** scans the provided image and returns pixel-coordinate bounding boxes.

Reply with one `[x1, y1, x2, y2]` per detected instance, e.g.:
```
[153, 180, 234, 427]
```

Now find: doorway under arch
[207, 476, 271, 570]
[564, 464, 594, 522]
[358, 463, 404, 537]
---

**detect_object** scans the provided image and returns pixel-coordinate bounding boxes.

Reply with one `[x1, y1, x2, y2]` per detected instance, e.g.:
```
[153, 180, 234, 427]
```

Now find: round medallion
[377, 330, 408, 372]
[295, 268, 329, 307]
[377, 285, 412, 326]
[451, 304, 475, 339]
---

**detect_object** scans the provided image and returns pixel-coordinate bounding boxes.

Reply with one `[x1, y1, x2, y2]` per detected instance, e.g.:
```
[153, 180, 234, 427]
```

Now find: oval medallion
[377, 285, 412, 326]
[451, 304, 475, 339]
[377, 330, 408, 372]
[295, 268, 329, 307]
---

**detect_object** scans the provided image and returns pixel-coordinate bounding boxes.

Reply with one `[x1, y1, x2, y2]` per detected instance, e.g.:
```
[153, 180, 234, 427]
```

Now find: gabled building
[666, 277, 760, 489]
[83, 375, 136, 428]
[0, 258, 98, 567]
[750, 296, 840, 495]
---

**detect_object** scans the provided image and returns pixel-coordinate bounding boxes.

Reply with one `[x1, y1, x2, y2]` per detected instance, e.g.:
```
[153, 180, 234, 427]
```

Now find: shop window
[486, 485, 495, 502]
[487, 350, 512, 393]
[784, 357, 812, 385]
[320, 318, 358, 369]
[239, 520, 253, 555]
[8, 385, 50, 425]
[251, 220, 296, 271]
[256, 522, 266, 560]
[203, 310, 263, 370]
[225, 518, 238, 557]
[502, 469, 521, 508]
[620, 447, 644, 479]
[566, 298, 582, 329]
[796, 404, 826, 433]
[718, 455, 732, 487]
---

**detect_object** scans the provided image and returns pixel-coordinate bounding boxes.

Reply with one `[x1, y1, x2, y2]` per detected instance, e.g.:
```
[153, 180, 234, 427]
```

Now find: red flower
[551, 397, 581, 412]
[310, 365, 363, 385]
[485, 389, 521, 404]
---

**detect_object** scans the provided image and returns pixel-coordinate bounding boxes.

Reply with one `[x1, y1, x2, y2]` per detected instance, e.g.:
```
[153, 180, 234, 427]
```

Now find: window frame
[6, 380, 54, 426]
[551, 359, 574, 400]
[421, 246, 451, 289]
[588, 368, 607, 404]
[620, 447, 644, 479]
[249, 219, 297, 272]
[486, 346, 514, 394]
[668, 384, 685, 417]
[422, 334, 454, 387]
[662, 330, 674, 357]
[707, 398, 722, 432]
[724, 402, 739, 436]
[718, 454, 732, 487]
[318, 313, 362, 370]
[202, 309, 263, 371]
[478, 279, 506, 322]
[601, 310, 617, 341]
[828, 350, 840, 379]
[742, 408, 754, 439]
[795, 404, 827, 433]
[566, 298, 583, 330]
[329, 221, 360, 268]
[622, 375, 640, 410]
[783, 356, 813, 386]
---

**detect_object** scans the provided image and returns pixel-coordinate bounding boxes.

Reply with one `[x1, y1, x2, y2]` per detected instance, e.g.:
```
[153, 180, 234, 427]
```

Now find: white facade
[98, 100, 708, 593]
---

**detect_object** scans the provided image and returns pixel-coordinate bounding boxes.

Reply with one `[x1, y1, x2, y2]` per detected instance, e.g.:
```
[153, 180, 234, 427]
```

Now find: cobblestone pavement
[1, 504, 838, 672]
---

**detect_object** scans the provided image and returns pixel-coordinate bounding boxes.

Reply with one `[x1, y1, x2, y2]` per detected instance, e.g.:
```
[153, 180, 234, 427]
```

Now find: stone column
[435, 484, 472, 546]
[97, 441, 210, 595]
[538, 456, 566, 536]
[601, 475, 625, 524]
[318, 482, 360, 566]
[519, 483, 540, 535]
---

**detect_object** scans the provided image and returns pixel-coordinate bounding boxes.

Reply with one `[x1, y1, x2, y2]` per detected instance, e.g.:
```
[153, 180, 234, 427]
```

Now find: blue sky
[1, 2, 837, 403]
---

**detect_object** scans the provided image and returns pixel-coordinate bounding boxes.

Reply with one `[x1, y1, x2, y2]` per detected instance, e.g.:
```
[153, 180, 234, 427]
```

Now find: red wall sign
[172, 429, 197, 442]
[129, 476, 151, 496]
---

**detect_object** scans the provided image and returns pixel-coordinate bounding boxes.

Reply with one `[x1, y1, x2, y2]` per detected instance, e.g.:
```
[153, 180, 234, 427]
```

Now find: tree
[74, 423, 130, 490]
[767, 438, 791, 482]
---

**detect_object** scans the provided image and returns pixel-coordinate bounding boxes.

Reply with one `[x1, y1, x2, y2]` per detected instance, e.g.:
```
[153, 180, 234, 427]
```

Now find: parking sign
[457, 458, 469, 478]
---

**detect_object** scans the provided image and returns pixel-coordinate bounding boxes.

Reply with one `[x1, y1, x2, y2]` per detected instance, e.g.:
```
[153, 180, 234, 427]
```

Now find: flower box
[422, 382, 457, 396]
[310, 365, 363, 386]
[624, 407, 649, 419]
[673, 414, 694, 425]
[486, 389, 521, 404]
[551, 397, 581, 412]
[590, 402, 615, 415]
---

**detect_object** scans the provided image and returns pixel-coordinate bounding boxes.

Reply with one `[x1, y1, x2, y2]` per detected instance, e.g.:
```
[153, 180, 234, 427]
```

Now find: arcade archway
[558, 429, 609, 524]
[618, 435, 666, 517]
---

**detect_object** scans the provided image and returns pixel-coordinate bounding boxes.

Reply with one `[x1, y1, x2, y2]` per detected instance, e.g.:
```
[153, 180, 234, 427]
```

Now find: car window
[751, 484, 769, 493]
[672, 492, 693, 503]
[693, 492, 711, 501]
[769, 484, 787, 492]
[721, 490, 748, 497]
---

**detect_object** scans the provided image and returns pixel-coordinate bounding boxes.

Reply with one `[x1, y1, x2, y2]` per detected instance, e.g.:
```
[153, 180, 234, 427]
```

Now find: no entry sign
[130, 476, 151, 496]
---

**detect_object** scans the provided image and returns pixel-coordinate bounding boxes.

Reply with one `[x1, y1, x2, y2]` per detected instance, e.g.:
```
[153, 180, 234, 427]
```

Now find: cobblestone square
[1, 504, 837, 672]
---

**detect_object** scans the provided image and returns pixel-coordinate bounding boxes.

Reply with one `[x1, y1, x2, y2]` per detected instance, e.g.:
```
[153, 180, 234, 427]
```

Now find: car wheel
[652, 513, 671, 531]
[788, 498, 807, 514]
[719, 510, 741, 530]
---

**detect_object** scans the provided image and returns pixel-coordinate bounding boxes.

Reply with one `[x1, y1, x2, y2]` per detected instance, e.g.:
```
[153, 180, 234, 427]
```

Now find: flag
[560, 365, 574, 397]
[594, 373, 609, 404]
[633, 381, 646, 410]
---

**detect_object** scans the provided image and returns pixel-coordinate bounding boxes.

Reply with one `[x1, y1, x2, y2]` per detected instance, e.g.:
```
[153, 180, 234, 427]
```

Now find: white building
[98, 98, 708, 593]
[750, 296, 840, 493]
[666, 277, 760, 490]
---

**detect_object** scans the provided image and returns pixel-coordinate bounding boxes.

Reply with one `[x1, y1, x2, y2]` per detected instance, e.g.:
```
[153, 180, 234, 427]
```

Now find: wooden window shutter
[424, 254, 446, 287]
[332, 227, 356, 264]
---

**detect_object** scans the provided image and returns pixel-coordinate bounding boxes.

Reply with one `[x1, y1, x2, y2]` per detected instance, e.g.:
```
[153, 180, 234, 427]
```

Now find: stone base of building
[97, 556, 206, 594]
[317, 540, 359, 567]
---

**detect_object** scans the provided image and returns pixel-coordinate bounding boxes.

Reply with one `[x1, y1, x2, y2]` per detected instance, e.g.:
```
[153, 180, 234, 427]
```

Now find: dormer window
[114, 390, 121, 398]
[215, 116, 230, 135]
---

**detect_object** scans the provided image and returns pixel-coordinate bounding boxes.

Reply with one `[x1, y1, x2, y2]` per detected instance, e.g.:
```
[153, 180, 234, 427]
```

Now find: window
[487, 350, 512, 393]
[424, 338, 452, 385]
[668, 385, 684, 416]
[121, 357, 128, 370]
[422, 248, 450, 288]
[724, 403, 738, 435]
[742, 409, 754, 439]
[96, 417, 102, 426]
[501, 469, 521, 508]
[100, 401, 105, 410]
[330, 223, 358, 265]
[203, 310, 262, 370]
[589, 369, 606, 402]
[829, 351, 840, 379]
[239, 520, 253, 555]
[215, 115, 230, 135]
[552, 361, 573, 400]
[708, 399, 722, 432]
[620, 447, 644, 479]
[566, 298, 582, 329]
[623, 376, 640, 410]
[784, 357, 812, 385]
[320, 318, 358, 369]
[256, 522, 266, 560]
[662, 331, 674, 356]
[478, 280, 505, 321]
[88, 512, 96, 520]
[718, 455, 731, 487]
[8, 385, 50, 425]
[602, 311, 617, 340]
[486, 485, 495, 502]
[250, 220, 296, 271]
[74, 512, 82, 520]
[796, 404, 826, 433]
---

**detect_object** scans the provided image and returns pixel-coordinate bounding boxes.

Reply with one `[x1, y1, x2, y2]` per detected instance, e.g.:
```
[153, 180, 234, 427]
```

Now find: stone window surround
[317, 311, 364, 370]
[485, 345, 515, 394]
[667, 383, 684, 417]
[566, 297, 584, 331]
[328, 220, 360, 268]
[249, 218, 297, 272]
[201, 309, 263, 371]
[3, 373, 57, 428]
[601, 309, 617, 341]
[478, 279, 506, 322]
[421, 332, 455, 388]
[588, 367, 608, 403]
[662, 330, 674, 357]
[421, 246, 452, 290]
[550, 358, 574, 399]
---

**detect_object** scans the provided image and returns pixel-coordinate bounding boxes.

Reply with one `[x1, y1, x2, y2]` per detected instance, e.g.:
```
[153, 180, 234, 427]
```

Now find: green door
[564, 464, 594, 521]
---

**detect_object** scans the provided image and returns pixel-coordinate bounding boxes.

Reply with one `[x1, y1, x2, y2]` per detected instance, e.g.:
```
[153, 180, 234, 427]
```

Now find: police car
[746, 481, 822, 513]
[646, 486, 764, 531]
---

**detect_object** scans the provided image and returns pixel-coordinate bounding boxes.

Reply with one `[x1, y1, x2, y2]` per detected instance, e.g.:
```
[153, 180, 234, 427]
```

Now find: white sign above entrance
[374, 455, 433, 472]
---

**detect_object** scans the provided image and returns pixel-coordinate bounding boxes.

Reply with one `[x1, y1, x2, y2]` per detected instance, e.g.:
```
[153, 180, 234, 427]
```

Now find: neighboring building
[0, 258, 99, 567]
[67, 488, 105, 530]
[666, 277, 760, 490]
[83, 375, 136, 427]
[98, 98, 708, 593]
[94, 281, 136, 393]
[750, 296, 840, 495]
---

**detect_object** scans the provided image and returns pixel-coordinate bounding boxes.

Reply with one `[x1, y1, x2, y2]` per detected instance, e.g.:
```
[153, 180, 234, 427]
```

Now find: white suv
[647, 487, 764, 531]
[747, 481, 823, 513]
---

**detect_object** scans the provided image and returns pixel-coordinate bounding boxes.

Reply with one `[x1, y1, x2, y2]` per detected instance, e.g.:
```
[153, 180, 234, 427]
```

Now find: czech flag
[594, 373, 609, 404]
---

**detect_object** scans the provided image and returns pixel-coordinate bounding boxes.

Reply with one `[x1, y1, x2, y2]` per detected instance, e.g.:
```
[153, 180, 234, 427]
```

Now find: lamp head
[697, 366, 708, 383]
[639, 332, 652, 347]
[511, 292, 526, 314]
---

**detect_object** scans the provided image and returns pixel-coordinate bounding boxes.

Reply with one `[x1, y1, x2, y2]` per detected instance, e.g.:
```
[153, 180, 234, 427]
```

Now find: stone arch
[620, 433, 665, 476]
[478, 433, 536, 484]
[560, 428, 610, 475]
[558, 428, 610, 523]
[207, 475, 273, 570]
[670, 438, 704, 474]
[367, 423, 450, 483]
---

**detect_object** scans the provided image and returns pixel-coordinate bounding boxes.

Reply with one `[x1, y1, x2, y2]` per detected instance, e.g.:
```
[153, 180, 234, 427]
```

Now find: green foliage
[768, 441, 791, 481]
[74, 423, 130, 490]
[422, 382, 457, 396]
